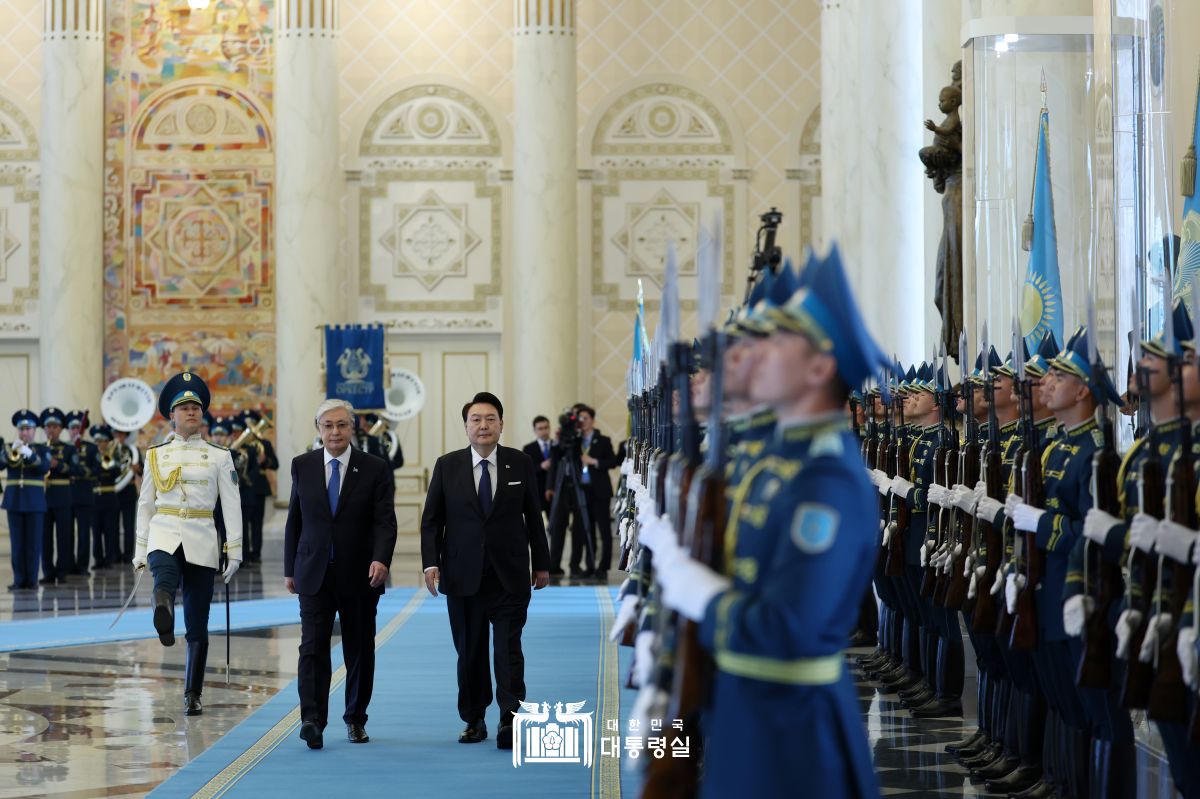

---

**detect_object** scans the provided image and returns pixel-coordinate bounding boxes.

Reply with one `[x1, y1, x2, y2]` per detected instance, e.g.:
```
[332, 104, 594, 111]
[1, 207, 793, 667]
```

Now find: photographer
[546, 404, 619, 580]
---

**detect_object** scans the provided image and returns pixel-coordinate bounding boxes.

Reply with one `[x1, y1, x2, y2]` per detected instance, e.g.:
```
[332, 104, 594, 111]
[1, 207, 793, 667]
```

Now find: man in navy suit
[284, 398, 397, 750]
[520, 415, 554, 515]
[420, 391, 551, 750]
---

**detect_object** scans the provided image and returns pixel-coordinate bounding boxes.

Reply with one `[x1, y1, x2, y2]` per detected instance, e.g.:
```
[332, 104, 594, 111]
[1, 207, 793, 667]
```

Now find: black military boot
[153, 588, 175, 646]
[184, 640, 208, 716]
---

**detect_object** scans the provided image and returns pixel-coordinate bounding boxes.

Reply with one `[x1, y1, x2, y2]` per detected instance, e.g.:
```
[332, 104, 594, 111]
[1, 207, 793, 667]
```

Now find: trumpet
[7, 441, 24, 465]
[99, 440, 121, 472]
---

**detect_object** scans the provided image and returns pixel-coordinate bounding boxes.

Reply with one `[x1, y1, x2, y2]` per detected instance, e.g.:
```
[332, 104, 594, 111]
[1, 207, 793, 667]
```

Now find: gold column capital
[514, 0, 575, 36]
[44, 0, 102, 41]
[278, 0, 339, 38]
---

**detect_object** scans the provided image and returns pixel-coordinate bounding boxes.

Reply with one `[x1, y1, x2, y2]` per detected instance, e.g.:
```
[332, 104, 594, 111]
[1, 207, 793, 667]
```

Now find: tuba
[101, 378, 156, 433]
[382, 368, 425, 423]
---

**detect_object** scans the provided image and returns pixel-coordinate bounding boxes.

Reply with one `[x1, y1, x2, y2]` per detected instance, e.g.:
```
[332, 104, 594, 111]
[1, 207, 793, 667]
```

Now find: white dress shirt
[471, 447, 498, 501]
[324, 447, 351, 495]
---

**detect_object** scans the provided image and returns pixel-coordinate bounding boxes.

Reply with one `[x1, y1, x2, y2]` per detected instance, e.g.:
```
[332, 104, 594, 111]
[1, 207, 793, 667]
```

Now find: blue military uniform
[40, 407, 76, 582]
[90, 424, 123, 569]
[655, 245, 886, 798]
[241, 410, 279, 563]
[4, 410, 51, 589]
[66, 411, 100, 575]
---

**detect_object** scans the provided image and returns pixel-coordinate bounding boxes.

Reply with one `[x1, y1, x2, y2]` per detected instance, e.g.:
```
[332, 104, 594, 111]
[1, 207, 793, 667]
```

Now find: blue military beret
[739, 262, 799, 336]
[12, 408, 38, 428]
[40, 407, 66, 427]
[1024, 330, 1060, 378]
[89, 424, 114, 440]
[158, 371, 210, 419]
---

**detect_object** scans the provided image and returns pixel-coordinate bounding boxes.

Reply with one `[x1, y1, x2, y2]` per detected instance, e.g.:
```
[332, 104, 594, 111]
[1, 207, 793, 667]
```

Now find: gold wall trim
[192, 590, 426, 798]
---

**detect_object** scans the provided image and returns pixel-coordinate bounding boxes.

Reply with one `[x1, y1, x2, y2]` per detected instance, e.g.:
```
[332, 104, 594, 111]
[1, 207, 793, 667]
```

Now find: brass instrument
[7, 441, 24, 466]
[114, 441, 136, 492]
[99, 440, 122, 472]
[229, 416, 271, 479]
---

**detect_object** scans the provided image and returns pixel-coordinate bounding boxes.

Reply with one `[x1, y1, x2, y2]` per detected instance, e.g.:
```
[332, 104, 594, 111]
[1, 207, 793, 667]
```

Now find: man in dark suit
[284, 398, 397, 750]
[520, 415, 554, 515]
[570, 404, 619, 580]
[420, 391, 551, 751]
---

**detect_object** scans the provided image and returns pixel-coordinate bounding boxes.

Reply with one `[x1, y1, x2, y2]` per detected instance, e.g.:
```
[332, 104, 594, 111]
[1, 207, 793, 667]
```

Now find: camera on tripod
[558, 408, 583, 449]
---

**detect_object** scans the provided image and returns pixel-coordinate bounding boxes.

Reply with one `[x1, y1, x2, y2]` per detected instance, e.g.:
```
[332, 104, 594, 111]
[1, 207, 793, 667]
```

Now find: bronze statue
[920, 61, 964, 356]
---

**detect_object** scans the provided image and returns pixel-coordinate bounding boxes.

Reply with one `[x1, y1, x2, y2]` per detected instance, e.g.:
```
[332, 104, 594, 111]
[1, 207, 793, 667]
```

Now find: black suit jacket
[551, 430, 620, 501]
[420, 445, 551, 597]
[283, 448, 398, 596]
[522, 439, 554, 506]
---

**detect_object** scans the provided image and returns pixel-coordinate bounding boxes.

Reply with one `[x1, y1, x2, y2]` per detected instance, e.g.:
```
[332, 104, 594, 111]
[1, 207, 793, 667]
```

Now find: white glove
[18, 443, 32, 459]
[628, 472, 643, 493]
[928, 484, 950, 506]
[940, 548, 955, 575]
[630, 685, 666, 748]
[1129, 512, 1158, 554]
[962, 553, 975, 578]
[633, 629, 656, 688]
[620, 458, 633, 476]
[882, 522, 895, 546]
[1084, 508, 1121, 546]
[968, 565, 987, 599]
[1156, 519, 1198, 563]
[1005, 572, 1026, 614]
[889, 475, 914, 498]
[636, 503, 659, 528]
[952, 484, 978, 512]
[990, 567, 1006, 596]
[1116, 609, 1144, 659]
[1004, 493, 1024, 518]
[871, 469, 890, 489]
[222, 558, 241, 584]
[658, 556, 733, 622]
[1063, 594, 1094, 637]
[134, 539, 148, 567]
[976, 497, 1004, 522]
[1012, 503, 1046, 533]
[132, 555, 147, 571]
[638, 515, 675, 553]
[610, 594, 639, 642]
[1139, 613, 1174, 663]
[1178, 626, 1198, 689]
[973, 480, 988, 505]
[920, 540, 933, 567]
[618, 518, 632, 549]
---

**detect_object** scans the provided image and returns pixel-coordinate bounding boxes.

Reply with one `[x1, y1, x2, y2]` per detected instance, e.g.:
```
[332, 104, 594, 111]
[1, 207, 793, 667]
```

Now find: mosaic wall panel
[103, 1, 275, 425]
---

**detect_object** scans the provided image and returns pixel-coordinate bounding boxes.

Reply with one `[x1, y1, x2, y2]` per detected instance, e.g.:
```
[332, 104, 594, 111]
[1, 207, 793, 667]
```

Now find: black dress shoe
[945, 730, 986, 754]
[38, 576, 56, 585]
[459, 718, 487, 743]
[985, 764, 1041, 794]
[1011, 778, 1055, 798]
[184, 692, 203, 716]
[971, 755, 1018, 782]
[346, 723, 369, 743]
[910, 698, 963, 718]
[959, 742, 1003, 768]
[569, 568, 588, 578]
[153, 588, 175, 647]
[900, 689, 936, 709]
[496, 724, 513, 750]
[848, 630, 878, 647]
[300, 721, 323, 749]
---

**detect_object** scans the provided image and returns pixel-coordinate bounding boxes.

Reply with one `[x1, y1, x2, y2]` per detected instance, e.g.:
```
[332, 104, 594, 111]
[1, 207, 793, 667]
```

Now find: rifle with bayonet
[973, 329, 1005, 632]
[945, 333, 978, 610]
[1078, 302, 1123, 688]
[924, 353, 953, 600]
[996, 326, 1028, 642]
[885, 380, 910, 578]
[1010, 324, 1044, 652]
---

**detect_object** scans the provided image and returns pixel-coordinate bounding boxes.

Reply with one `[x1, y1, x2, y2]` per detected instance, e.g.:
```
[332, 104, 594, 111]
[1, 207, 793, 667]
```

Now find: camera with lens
[558, 409, 583, 449]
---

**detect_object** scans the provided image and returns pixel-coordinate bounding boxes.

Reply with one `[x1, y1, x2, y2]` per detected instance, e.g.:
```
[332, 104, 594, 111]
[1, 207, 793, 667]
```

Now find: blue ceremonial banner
[324, 324, 385, 408]
[1174, 74, 1200, 305]
[1020, 108, 1064, 351]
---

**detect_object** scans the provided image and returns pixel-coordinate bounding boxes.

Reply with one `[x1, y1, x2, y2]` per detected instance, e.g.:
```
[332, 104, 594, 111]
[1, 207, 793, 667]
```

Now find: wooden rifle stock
[932, 442, 960, 605]
[1077, 441, 1121, 689]
[944, 441, 979, 610]
[972, 448, 1004, 631]
[922, 441, 950, 599]
[1148, 440, 1196, 723]
[885, 417, 909, 577]
[1122, 453, 1164, 710]
[1010, 446, 1043, 651]
[995, 445, 1026, 641]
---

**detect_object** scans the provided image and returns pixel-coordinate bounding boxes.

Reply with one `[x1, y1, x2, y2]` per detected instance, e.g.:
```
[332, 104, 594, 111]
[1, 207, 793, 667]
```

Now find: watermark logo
[512, 700, 594, 768]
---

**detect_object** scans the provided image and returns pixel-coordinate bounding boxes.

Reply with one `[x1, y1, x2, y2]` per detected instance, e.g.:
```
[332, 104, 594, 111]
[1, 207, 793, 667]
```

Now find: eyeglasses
[319, 421, 353, 432]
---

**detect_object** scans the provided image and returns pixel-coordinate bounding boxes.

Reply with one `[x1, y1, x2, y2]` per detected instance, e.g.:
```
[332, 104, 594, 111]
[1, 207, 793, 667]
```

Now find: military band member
[641, 247, 886, 798]
[133, 372, 242, 716]
[113, 427, 142, 563]
[91, 424, 123, 570]
[4, 410, 51, 590]
[66, 411, 99, 576]
[228, 414, 263, 562]
[40, 407, 76, 583]
[241, 410, 278, 564]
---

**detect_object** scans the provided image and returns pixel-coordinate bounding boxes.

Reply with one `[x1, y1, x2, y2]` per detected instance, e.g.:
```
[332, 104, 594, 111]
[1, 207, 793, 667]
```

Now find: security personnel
[66, 411, 99, 576]
[241, 410, 278, 564]
[4, 410, 51, 590]
[113, 427, 142, 563]
[91, 424, 123, 570]
[641, 246, 886, 798]
[40, 407, 76, 583]
[133, 372, 243, 716]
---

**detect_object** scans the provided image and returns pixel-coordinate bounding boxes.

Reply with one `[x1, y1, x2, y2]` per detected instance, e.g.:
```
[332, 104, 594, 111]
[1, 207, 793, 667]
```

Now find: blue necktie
[328, 459, 340, 561]
[479, 460, 492, 515]
[581, 436, 591, 484]
[542, 442, 549, 461]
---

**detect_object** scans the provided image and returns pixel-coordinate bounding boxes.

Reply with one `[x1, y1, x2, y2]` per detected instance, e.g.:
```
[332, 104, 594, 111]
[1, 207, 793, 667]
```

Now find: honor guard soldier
[5, 410, 51, 590]
[240, 410, 278, 564]
[113, 427, 142, 563]
[65, 411, 99, 576]
[40, 407, 76, 583]
[640, 246, 887, 799]
[90, 424, 123, 569]
[133, 372, 243, 716]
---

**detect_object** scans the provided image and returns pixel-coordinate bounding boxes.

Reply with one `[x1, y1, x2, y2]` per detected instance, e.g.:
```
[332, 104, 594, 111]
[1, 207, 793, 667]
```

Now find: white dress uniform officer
[132, 372, 242, 716]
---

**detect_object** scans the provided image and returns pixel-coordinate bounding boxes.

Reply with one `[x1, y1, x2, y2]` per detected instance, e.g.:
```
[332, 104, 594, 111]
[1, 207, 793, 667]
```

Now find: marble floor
[0, 508, 1184, 797]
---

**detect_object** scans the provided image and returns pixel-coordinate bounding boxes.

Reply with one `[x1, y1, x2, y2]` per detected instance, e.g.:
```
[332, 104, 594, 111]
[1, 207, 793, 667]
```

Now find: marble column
[821, 0, 925, 363]
[275, 0, 342, 499]
[510, 0, 577, 430]
[38, 0, 104, 408]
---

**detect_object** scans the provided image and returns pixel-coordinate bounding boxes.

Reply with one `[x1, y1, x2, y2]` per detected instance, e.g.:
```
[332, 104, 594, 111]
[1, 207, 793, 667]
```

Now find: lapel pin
[353, 467, 359, 473]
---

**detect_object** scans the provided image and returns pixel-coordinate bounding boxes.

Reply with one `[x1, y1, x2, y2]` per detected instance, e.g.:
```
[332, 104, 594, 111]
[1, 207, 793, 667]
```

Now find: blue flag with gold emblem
[1174, 69, 1200, 306]
[1020, 108, 1064, 351]
[324, 324, 385, 408]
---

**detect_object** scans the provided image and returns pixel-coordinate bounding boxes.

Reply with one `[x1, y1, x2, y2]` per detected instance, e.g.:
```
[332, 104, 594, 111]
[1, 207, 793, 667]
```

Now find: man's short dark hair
[462, 391, 504, 422]
[572, 403, 596, 418]
[532, 415, 549, 427]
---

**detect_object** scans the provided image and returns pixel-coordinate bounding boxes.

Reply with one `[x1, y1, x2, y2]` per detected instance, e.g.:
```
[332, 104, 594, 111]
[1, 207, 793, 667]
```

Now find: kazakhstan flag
[1019, 108, 1064, 351]
[1173, 73, 1200, 306]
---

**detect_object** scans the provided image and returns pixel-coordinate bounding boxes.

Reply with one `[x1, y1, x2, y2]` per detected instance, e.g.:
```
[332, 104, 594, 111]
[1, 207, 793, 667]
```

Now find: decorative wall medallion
[611, 189, 698, 286]
[0, 208, 20, 282]
[378, 190, 480, 291]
